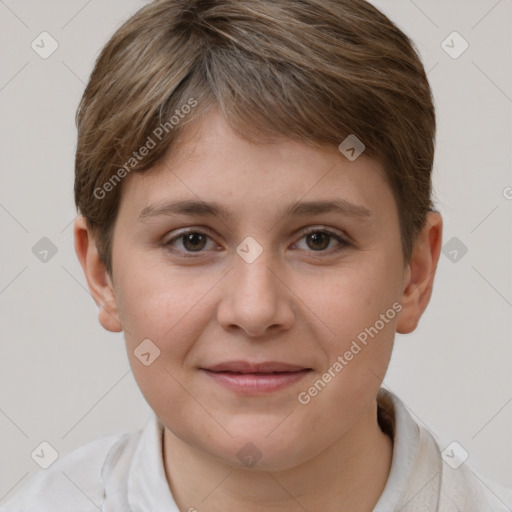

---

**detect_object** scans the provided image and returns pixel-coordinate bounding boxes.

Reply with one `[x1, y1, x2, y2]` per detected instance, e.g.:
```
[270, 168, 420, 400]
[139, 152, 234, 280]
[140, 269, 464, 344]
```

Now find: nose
[216, 246, 295, 338]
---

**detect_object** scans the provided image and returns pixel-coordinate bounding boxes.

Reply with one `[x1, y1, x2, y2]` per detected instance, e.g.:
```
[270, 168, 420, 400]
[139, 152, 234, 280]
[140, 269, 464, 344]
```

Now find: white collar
[373, 388, 442, 511]
[127, 414, 178, 512]
[101, 388, 435, 511]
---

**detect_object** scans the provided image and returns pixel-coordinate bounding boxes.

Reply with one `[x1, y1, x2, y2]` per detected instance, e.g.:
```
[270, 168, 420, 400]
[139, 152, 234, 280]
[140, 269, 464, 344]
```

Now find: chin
[210, 432, 309, 473]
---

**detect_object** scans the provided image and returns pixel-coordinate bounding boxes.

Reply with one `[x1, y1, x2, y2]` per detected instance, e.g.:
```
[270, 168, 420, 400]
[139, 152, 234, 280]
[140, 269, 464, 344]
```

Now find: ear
[73, 215, 122, 333]
[396, 212, 443, 334]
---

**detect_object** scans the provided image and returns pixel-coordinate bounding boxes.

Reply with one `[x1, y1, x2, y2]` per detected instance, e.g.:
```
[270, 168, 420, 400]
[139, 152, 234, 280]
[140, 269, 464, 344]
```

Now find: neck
[163, 398, 393, 512]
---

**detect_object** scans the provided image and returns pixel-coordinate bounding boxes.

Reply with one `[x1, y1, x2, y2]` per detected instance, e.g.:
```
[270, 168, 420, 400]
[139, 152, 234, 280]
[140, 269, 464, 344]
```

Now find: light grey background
[1, 0, 511, 504]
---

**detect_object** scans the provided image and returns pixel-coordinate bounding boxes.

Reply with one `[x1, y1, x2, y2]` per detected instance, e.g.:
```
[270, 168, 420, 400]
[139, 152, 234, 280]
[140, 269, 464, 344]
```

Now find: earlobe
[73, 215, 123, 333]
[396, 212, 443, 334]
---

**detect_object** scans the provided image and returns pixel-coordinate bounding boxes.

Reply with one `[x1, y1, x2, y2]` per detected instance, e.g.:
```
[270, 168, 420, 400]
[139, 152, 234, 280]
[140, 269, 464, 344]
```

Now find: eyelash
[163, 227, 351, 258]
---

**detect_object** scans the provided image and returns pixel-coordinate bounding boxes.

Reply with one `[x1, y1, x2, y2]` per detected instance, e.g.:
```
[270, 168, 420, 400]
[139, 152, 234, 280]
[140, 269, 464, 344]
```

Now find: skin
[75, 107, 442, 512]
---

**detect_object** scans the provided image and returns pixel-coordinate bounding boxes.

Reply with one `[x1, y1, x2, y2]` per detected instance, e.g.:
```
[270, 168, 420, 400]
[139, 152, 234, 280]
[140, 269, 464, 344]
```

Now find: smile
[200, 361, 312, 394]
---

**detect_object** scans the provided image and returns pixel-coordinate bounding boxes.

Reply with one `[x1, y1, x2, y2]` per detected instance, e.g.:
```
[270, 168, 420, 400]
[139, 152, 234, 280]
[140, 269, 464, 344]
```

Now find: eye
[293, 228, 350, 253]
[164, 230, 217, 255]
[163, 227, 351, 258]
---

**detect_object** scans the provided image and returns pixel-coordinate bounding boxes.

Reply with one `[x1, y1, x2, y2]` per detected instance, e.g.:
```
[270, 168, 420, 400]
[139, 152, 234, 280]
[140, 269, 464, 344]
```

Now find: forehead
[117, 108, 395, 224]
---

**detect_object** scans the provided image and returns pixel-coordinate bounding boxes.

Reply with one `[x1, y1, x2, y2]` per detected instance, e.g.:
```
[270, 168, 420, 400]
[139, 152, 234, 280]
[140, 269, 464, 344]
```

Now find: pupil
[307, 232, 329, 250]
[183, 233, 206, 251]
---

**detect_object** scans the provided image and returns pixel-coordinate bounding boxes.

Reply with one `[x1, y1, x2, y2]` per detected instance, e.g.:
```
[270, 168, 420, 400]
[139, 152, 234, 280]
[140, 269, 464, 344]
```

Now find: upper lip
[202, 361, 310, 373]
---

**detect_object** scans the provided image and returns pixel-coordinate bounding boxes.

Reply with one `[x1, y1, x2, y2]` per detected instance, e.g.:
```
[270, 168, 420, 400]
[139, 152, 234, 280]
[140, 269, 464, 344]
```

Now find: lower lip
[201, 369, 311, 394]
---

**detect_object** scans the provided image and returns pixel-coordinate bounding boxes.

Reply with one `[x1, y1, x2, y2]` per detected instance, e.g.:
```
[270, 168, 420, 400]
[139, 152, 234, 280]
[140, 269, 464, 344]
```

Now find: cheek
[116, 264, 221, 405]
[119, 281, 213, 418]
[290, 247, 402, 394]
[115, 252, 212, 341]
[294, 252, 403, 342]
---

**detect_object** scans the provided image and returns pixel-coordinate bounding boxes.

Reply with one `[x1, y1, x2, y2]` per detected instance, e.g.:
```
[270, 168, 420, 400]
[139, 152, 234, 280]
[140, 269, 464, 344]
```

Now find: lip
[200, 361, 312, 394]
[204, 360, 309, 373]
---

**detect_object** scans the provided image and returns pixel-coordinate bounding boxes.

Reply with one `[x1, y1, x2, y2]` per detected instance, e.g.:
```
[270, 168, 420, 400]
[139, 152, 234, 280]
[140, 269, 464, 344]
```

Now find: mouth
[200, 361, 313, 394]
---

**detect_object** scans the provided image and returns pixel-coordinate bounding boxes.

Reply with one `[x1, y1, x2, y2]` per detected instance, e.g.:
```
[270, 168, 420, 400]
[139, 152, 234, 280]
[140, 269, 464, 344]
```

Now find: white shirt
[2, 388, 511, 511]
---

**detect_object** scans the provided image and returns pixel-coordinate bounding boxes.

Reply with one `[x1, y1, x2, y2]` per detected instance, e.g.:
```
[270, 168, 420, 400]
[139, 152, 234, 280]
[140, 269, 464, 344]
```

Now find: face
[86, 108, 417, 471]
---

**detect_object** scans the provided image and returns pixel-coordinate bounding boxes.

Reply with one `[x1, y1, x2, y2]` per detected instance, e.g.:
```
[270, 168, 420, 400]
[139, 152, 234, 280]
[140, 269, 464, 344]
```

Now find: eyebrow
[137, 198, 372, 223]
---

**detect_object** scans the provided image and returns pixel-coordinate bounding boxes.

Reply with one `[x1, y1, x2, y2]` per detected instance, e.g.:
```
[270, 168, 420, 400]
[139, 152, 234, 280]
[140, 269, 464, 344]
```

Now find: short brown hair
[74, 0, 436, 276]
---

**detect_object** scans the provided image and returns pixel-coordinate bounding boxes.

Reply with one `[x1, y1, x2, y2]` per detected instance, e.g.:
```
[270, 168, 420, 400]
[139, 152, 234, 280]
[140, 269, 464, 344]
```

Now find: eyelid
[163, 226, 216, 244]
[298, 225, 348, 240]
